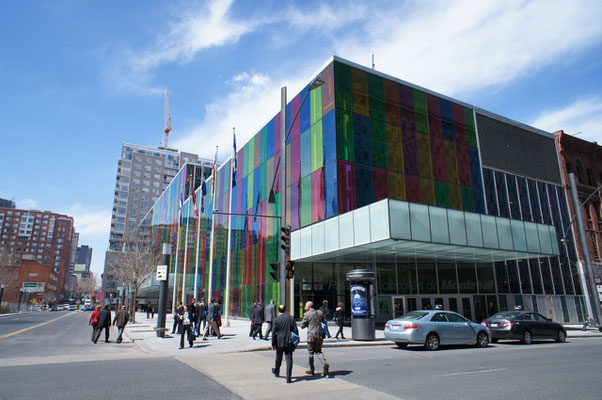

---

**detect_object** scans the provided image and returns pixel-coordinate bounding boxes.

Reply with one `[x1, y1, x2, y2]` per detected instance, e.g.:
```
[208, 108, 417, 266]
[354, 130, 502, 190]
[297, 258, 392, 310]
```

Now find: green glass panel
[413, 90, 429, 135]
[417, 132, 433, 178]
[244, 286, 251, 317]
[334, 62, 352, 112]
[336, 110, 355, 162]
[247, 137, 255, 177]
[261, 126, 268, 162]
[387, 124, 403, 172]
[464, 107, 478, 148]
[311, 119, 323, 172]
[247, 171, 254, 210]
[420, 178, 435, 206]
[449, 183, 463, 210]
[369, 73, 385, 122]
[371, 119, 388, 169]
[274, 192, 281, 235]
[243, 144, 250, 177]
[461, 186, 475, 212]
[351, 67, 370, 117]
[435, 181, 450, 208]
[301, 175, 312, 227]
[311, 86, 323, 125]
[389, 172, 406, 201]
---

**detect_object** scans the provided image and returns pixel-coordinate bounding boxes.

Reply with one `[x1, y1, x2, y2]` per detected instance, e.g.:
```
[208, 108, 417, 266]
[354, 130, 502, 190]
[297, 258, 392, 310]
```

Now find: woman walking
[180, 306, 194, 349]
[334, 302, 345, 340]
[88, 305, 101, 342]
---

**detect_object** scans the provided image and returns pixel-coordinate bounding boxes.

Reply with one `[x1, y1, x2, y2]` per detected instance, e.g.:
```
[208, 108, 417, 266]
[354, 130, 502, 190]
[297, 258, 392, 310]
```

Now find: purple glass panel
[274, 111, 281, 156]
[290, 95, 301, 142]
[291, 136, 301, 183]
[290, 181, 300, 230]
[373, 168, 389, 202]
[400, 85, 418, 176]
[427, 94, 442, 138]
[337, 161, 356, 213]
[311, 168, 324, 223]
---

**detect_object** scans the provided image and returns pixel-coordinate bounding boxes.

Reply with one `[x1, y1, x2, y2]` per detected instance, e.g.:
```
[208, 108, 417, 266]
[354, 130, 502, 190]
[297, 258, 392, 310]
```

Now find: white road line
[438, 368, 507, 377]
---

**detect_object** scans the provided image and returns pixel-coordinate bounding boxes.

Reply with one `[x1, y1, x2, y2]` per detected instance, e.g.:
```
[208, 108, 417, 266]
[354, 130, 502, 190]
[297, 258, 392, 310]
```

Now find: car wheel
[555, 330, 566, 343]
[476, 332, 489, 348]
[491, 338, 499, 343]
[395, 342, 408, 349]
[521, 330, 533, 344]
[425, 333, 440, 351]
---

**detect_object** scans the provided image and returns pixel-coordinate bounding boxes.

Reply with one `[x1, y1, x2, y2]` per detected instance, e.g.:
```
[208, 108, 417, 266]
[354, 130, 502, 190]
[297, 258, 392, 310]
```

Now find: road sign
[156, 265, 168, 281]
[22, 282, 45, 293]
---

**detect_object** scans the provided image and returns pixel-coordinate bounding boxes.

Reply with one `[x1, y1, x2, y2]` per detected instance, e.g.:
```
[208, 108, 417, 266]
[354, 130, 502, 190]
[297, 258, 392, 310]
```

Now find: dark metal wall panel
[476, 113, 561, 184]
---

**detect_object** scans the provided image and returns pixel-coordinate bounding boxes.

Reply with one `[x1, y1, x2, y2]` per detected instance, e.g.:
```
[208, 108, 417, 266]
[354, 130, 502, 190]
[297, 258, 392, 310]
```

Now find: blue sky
[1, 0, 602, 278]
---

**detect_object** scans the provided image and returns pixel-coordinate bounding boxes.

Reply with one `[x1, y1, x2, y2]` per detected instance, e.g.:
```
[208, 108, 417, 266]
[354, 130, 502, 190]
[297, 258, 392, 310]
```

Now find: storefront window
[397, 262, 417, 294]
[437, 262, 458, 294]
[377, 263, 397, 294]
[457, 262, 477, 294]
[418, 263, 438, 294]
[476, 263, 496, 294]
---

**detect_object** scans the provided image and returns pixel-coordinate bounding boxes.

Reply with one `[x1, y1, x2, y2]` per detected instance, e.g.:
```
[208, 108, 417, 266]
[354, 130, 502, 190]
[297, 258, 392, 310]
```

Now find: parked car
[49, 306, 58, 311]
[481, 311, 567, 344]
[384, 310, 491, 351]
[82, 306, 94, 311]
[68, 304, 77, 311]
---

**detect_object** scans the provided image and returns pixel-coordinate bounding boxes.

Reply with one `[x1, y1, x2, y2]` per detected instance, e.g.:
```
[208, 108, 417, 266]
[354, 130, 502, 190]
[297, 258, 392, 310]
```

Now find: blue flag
[232, 129, 237, 187]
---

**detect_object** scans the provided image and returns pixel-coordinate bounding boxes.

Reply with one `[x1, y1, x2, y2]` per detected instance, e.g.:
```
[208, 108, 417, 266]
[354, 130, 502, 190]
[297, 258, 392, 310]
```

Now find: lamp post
[278, 75, 325, 307]
[567, 172, 602, 329]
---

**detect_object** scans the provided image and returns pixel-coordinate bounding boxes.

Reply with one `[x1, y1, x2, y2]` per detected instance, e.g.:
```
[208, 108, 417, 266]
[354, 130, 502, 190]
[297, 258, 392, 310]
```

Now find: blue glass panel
[440, 99, 455, 142]
[506, 174, 521, 219]
[322, 110, 336, 165]
[355, 164, 373, 208]
[495, 170, 510, 218]
[516, 177, 532, 222]
[253, 168, 261, 211]
[537, 182, 552, 225]
[528, 179, 542, 223]
[299, 86, 311, 134]
[474, 188, 485, 214]
[468, 147, 482, 189]
[300, 129, 312, 179]
[494, 261, 509, 293]
[267, 117, 275, 159]
[353, 114, 372, 166]
[482, 168, 497, 216]
[506, 261, 520, 293]
[324, 161, 338, 218]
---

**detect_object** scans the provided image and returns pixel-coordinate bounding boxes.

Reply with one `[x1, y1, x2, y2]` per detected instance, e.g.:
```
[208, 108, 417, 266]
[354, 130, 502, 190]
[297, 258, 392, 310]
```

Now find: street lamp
[276, 74, 325, 307]
[567, 172, 602, 330]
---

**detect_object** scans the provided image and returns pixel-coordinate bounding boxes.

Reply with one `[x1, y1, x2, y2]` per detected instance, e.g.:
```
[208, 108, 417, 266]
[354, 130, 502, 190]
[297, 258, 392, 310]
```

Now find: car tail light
[502, 321, 516, 328]
[404, 324, 420, 330]
[481, 322, 487, 327]
[385, 323, 390, 329]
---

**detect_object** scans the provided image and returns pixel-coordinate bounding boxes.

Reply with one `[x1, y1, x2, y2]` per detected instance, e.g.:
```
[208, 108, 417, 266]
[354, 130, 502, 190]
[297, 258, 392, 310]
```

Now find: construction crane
[163, 86, 172, 148]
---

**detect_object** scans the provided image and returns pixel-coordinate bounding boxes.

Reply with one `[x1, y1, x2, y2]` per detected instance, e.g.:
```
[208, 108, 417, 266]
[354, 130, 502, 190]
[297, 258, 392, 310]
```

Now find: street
[1, 311, 602, 399]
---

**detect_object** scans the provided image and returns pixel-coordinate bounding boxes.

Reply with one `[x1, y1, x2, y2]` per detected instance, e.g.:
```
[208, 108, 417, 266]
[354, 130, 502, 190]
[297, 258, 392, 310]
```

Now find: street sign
[22, 282, 45, 293]
[156, 265, 168, 281]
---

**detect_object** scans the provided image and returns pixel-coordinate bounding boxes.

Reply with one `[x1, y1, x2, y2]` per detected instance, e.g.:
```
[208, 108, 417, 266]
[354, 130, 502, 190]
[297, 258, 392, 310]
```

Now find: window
[446, 313, 468, 323]
[575, 161, 583, 183]
[431, 313, 448, 322]
[587, 168, 595, 186]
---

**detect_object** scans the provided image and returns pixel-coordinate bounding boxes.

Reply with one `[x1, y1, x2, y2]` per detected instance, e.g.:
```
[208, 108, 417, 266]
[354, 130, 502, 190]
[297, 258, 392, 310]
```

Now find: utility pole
[279, 87, 287, 307]
[156, 243, 171, 337]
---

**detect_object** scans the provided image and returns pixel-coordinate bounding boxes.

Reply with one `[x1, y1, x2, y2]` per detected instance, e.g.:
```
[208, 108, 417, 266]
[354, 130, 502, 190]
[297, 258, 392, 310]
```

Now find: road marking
[0, 313, 74, 340]
[438, 368, 507, 377]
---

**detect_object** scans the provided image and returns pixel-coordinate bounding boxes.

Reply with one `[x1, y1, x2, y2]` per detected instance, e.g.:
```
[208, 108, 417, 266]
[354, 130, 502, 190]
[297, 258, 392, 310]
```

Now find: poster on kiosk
[351, 285, 368, 317]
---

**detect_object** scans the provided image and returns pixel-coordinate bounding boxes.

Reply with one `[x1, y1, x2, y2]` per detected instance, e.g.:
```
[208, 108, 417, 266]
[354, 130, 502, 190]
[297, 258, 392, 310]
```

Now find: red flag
[192, 187, 199, 217]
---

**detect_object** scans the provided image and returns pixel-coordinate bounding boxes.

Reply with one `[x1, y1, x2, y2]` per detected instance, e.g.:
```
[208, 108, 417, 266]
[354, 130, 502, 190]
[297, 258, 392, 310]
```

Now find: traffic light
[269, 263, 280, 281]
[280, 225, 291, 255]
[286, 260, 295, 280]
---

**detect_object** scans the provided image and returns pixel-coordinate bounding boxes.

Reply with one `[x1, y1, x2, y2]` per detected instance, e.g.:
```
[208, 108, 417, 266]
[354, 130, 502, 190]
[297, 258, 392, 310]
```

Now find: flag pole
[171, 208, 181, 315]
[207, 146, 218, 301]
[180, 168, 194, 304]
[193, 186, 201, 300]
[224, 128, 236, 326]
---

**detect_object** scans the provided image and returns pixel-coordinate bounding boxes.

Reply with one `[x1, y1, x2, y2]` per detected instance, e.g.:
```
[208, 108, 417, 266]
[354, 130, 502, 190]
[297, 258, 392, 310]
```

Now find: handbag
[290, 331, 300, 348]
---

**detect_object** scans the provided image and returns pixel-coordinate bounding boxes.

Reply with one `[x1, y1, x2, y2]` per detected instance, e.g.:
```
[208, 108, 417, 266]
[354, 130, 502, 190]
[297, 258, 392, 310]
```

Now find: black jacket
[252, 305, 264, 324]
[272, 312, 298, 350]
[196, 303, 206, 320]
[96, 309, 112, 328]
[187, 303, 196, 321]
[334, 308, 345, 325]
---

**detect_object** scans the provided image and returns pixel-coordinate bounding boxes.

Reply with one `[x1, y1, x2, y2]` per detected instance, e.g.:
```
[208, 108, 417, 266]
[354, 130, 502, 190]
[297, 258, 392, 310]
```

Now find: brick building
[1, 257, 60, 305]
[0, 207, 76, 298]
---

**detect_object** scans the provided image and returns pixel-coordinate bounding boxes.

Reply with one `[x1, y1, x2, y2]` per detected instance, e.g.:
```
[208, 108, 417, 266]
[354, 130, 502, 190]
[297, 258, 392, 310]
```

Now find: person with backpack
[88, 305, 101, 341]
[271, 304, 299, 383]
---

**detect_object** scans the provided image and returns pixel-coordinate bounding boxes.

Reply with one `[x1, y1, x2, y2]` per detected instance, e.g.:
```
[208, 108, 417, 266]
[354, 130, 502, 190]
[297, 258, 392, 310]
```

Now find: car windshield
[397, 311, 430, 320]
[490, 311, 520, 319]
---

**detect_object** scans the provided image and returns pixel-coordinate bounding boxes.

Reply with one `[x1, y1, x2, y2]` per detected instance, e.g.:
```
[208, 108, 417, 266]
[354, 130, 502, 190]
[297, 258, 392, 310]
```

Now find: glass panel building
[140, 56, 585, 323]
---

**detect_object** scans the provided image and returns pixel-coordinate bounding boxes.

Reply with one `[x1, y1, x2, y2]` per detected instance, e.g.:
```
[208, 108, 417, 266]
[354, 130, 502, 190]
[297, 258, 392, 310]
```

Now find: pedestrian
[301, 301, 329, 377]
[113, 305, 130, 343]
[334, 302, 345, 340]
[251, 302, 264, 340]
[180, 306, 194, 348]
[319, 300, 331, 338]
[202, 298, 223, 340]
[249, 300, 257, 337]
[172, 301, 184, 334]
[582, 314, 591, 331]
[151, 305, 155, 319]
[146, 304, 151, 319]
[187, 300, 197, 337]
[88, 305, 101, 342]
[488, 301, 497, 317]
[264, 299, 276, 340]
[272, 304, 299, 384]
[196, 298, 207, 334]
[93, 305, 112, 344]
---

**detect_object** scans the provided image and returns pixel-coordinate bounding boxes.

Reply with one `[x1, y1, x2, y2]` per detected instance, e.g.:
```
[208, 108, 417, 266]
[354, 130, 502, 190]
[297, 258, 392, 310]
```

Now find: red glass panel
[427, 94, 442, 138]
[384, 79, 401, 126]
[311, 168, 325, 223]
[431, 136, 446, 182]
[452, 103, 467, 145]
[456, 143, 472, 187]
[337, 161, 356, 213]
[405, 175, 421, 203]
[373, 168, 389, 202]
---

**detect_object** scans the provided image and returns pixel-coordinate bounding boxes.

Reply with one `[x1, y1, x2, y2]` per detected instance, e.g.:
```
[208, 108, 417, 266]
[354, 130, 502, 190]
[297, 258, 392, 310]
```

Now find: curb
[240, 339, 392, 353]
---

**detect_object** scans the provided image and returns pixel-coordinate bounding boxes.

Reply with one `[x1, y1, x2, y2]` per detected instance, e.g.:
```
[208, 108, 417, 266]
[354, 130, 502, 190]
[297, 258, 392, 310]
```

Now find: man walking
[302, 301, 329, 376]
[272, 305, 298, 384]
[172, 301, 184, 334]
[113, 305, 130, 343]
[249, 300, 257, 337]
[251, 302, 264, 340]
[319, 300, 332, 338]
[264, 299, 276, 340]
[93, 305, 112, 344]
[196, 298, 206, 334]
[202, 298, 222, 340]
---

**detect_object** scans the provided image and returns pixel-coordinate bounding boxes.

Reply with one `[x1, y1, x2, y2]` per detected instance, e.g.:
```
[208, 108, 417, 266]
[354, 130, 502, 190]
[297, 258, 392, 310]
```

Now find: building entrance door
[392, 296, 418, 318]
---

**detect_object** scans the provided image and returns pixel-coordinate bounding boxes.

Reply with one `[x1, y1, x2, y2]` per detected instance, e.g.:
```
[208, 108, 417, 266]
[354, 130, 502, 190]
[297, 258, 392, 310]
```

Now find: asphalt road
[258, 338, 602, 400]
[0, 311, 239, 400]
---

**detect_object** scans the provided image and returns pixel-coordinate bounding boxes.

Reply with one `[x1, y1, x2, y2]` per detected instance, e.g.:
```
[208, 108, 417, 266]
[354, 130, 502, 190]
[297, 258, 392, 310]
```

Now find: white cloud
[63, 204, 111, 236]
[19, 198, 39, 209]
[334, 0, 602, 96]
[531, 97, 602, 143]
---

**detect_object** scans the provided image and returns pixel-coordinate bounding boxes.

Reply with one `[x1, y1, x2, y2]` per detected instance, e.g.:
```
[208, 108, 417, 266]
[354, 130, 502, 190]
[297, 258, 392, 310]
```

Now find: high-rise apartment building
[75, 245, 93, 272]
[0, 198, 16, 209]
[0, 207, 76, 298]
[101, 143, 213, 300]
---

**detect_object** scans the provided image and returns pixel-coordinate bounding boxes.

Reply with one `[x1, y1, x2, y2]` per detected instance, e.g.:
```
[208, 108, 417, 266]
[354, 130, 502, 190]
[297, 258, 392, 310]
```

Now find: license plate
[490, 323, 499, 328]
[390, 325, 400, 331]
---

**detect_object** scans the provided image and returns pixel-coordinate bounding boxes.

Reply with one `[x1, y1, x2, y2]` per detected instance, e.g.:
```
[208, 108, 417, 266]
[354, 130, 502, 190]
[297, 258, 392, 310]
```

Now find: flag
[232, 128, 237, 187]
[200, 177, 207, 213]
[211, 146, 218, 197]
[179, 174, 186, 212]
[192, 185, 199, 217]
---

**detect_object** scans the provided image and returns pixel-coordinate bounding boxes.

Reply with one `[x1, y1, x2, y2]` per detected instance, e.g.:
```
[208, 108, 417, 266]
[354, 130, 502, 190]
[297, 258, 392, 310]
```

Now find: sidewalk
[124, 312, 602, 357]
[124, 312, 388, 356]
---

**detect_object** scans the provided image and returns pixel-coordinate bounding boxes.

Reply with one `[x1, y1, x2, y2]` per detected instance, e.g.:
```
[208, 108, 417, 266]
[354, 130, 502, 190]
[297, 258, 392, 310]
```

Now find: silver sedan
[384, 310, 491, 350]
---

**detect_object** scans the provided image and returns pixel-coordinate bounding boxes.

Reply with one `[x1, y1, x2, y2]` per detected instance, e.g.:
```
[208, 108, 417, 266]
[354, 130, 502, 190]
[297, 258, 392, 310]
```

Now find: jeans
[116, 326, 125, 343]
[93, 325, 110, 343]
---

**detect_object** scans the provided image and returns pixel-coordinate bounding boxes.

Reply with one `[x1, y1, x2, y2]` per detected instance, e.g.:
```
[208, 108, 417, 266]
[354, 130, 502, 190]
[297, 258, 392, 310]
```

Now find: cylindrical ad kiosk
[346, 269, 376, 341]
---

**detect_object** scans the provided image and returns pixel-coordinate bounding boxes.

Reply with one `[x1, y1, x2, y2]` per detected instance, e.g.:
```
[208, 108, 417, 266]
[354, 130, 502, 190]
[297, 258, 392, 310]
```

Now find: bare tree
[0, 249, 20, 302]
[77, 274, 98, 295]
[105, 232, 157, 322]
